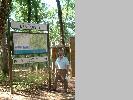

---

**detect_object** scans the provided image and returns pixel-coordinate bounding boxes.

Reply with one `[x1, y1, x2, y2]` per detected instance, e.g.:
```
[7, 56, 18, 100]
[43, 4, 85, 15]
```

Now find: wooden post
[52, 47, 57, 72]
[47, 24, 51, 89]
[70, 37, 75, 77]
[8, 18, 13, 94]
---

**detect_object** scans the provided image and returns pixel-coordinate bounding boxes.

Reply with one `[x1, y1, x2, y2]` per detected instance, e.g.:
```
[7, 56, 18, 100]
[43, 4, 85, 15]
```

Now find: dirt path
[0, 77, 75, 100]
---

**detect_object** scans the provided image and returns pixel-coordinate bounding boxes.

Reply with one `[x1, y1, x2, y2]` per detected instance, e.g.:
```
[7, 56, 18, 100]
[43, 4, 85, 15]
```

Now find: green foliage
[11, 0, 75, 43]
[12, 70, 49, 91]
[0, 72, 8, 82]
[12, 0, 44, 23]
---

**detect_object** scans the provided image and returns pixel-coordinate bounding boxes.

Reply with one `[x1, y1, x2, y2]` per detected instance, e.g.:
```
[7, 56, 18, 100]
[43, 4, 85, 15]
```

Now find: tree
[0, 0, 12, 76]
[12, 0, 44, 23]
[56, 0, 65, 47]
[0, 0, 75, 79]
[11, 0, 75, 44]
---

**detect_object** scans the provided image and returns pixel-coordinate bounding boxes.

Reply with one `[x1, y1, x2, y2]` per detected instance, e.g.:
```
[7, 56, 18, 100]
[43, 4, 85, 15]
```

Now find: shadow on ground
[0, 77, 75, 100]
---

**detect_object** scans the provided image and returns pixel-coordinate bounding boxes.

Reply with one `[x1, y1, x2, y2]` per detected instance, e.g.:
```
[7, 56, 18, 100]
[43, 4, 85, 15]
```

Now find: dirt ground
[0, 77, 75, 100]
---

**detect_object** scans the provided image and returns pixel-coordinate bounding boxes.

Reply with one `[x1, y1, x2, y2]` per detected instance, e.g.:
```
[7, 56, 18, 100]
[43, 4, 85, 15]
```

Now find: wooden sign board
[11, 21, 47, 31]
[13, 56, 48, 64]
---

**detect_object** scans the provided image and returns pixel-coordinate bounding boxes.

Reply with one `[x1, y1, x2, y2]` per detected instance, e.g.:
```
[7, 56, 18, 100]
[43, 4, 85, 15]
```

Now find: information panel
[13, 32, 47, 54]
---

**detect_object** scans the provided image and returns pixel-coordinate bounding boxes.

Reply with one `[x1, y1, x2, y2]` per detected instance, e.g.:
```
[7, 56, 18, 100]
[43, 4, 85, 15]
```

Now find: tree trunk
[1, 33, 9, 76]
[27, 0, 32, 23]
[0, 0, 12, 76]
[56, 0, 65, 47]
[0, 0, 7, 44]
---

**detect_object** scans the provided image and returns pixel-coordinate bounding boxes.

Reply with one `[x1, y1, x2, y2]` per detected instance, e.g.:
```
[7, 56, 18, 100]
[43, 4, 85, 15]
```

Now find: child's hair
[57, 48, 64, 56]
[58, 48, 64, 52]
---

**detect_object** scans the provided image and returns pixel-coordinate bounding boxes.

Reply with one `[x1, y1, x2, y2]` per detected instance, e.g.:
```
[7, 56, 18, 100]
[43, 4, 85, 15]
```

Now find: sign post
[9, 21, 51, 93]
[8, 18, 13, 94]
[47, 24, 51, 89]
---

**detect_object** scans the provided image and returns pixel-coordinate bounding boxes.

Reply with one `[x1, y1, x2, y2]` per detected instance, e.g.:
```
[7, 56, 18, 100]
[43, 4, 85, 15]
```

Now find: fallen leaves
[0, 77, 75, 100]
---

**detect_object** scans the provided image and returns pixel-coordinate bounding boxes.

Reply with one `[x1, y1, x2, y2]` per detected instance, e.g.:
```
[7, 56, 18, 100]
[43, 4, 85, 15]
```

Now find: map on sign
[13, 32, 47, 54]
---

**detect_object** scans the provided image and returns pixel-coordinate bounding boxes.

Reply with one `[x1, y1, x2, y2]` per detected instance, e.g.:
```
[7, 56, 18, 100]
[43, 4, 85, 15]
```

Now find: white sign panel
[13, 33, 30, 50]
[13, 56, 48, 64]
[13, 33, 48, 54]
[11, 21, 48, 31]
